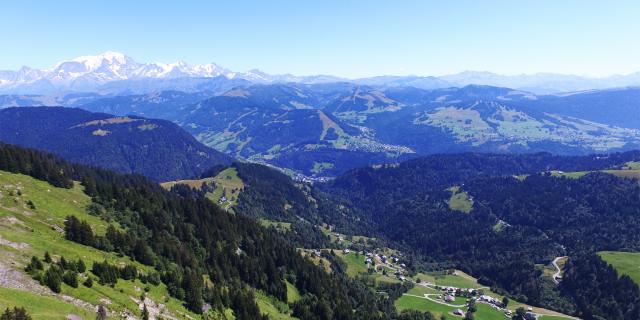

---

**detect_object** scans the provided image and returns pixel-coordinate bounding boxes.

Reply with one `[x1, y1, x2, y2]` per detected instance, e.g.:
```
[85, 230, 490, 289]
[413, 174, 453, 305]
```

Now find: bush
[76, 259, 86, 273]
[25, 256, 43, 273]
[43, 266, 63, 293]
[83, 277, 94, 288]
[43, 252, 52, 263]
[63, 271, 78, 288]
[0, 307, 32, 320]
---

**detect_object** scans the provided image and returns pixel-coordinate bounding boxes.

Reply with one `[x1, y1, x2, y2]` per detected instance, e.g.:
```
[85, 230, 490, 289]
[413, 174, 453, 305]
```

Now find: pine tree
[43, 266, 62, 293]
[76, 259, 86, 273]
[83, 277, 94, 288]
[141, 304, 149, 320]
[43, 252, 52, 263]
[25, 256, 43, 273]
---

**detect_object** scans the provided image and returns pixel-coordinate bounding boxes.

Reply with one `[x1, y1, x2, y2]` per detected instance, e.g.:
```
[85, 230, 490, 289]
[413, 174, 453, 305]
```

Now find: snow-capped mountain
[0, 52, 242, 93]
[0, 52, 344, 94]
[3, 51, 640, 94]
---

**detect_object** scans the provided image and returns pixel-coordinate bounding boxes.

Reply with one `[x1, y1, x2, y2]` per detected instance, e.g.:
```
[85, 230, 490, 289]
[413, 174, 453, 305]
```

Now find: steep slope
[0, 107, 231, 181]
[0, 143, 410, 320]
[178, 85, 414, 176]
[0, 170, 199, 319]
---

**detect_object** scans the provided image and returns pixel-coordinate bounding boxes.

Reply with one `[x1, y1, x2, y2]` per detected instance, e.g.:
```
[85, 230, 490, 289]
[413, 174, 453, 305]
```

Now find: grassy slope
[0, 287, 93, 319]
[599, 251, 640, 285]
[446, 186, 473, 213]
[260, 219, 292, 232]
[0, 171, 198, 319]
[161, 167, 244, 211]
[414, 270, 483, 289]
[398, 270, 575, 320]
[335, 252, 369, 277]
[550, 169, 640, 180]
[255, 290, 298, 320]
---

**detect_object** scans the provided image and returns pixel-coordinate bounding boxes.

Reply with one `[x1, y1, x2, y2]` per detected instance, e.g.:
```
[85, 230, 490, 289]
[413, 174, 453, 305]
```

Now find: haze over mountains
[3, 52, 640, 178]
[2, 52, 640, 94]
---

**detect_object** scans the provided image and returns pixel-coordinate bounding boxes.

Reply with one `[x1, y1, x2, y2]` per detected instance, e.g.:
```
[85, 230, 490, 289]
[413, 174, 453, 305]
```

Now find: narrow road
[552, 256, 566, 284]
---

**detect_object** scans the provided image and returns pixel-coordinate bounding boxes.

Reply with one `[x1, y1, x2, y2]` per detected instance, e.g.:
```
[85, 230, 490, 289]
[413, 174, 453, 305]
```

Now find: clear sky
[1, 0, 639, 78]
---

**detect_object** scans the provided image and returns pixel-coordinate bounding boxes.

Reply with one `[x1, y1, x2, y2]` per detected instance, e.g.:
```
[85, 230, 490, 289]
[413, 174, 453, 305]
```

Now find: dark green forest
[0, 142, 431, 320]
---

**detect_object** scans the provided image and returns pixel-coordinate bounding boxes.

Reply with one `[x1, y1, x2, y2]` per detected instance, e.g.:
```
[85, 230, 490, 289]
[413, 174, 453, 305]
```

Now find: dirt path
[552, 256, 567, 284]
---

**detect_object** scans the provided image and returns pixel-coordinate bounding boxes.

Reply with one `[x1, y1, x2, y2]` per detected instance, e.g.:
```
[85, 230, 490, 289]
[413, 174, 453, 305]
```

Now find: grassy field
[255, 290, 298, 320]
[549, 168, 640, 181]
[599, 251, 640, 285]
[623, 161, 640, 170]
[0, 286, 94, 319]
[319, 224, 374, 246]
[414, 270, 482, 289]
[406, 284, 439, 296]
[395, 295, 455, 316]
[549, 170, 589, 179]
[0, 170, 199, 319]
[446, 186, 473, 213]
[285, 280, 301, 304]
[207, 167, 244, 208]
[260, 219, 292, 232]
[401, 270, 576, 320]
[336, 252, 369, 277]
[161, 167, 244, 211]
[298, 249, 332, 273]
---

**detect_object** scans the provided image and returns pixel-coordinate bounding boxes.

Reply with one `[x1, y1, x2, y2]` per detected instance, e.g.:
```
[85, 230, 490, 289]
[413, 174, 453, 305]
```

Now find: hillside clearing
[446, 186, 473, 213]
[599, 251, 640, 285]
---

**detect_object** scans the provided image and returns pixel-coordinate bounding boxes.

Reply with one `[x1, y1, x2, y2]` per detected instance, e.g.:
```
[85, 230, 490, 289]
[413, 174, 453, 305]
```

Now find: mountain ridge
[4, 52, 640, 94]
[0, 107, 232, 181]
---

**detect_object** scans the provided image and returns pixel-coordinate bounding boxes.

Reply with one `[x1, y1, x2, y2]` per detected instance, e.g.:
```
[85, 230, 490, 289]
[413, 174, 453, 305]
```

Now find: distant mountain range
[22, 84, 637, 177]
[3, 52, 640, 178]
[2, 51, 640, 94]
[0, 107, 231, 181]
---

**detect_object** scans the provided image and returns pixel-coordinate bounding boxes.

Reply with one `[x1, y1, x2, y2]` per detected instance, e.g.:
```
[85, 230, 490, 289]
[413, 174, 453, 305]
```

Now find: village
[302, 226, 568, 320]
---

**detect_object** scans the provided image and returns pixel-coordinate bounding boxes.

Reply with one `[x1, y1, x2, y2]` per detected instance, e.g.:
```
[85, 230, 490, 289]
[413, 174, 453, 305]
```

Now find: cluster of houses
[345, 249, 409, 280]
[432, 285, 540, 319]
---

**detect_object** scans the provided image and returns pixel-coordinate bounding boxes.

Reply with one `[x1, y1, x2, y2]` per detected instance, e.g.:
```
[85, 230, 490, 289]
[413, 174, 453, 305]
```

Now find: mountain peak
[70, 51, 133, 70]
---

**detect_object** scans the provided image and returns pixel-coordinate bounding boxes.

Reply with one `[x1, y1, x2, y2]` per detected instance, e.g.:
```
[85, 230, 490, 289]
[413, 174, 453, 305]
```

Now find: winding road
[552, 256, 567, 284]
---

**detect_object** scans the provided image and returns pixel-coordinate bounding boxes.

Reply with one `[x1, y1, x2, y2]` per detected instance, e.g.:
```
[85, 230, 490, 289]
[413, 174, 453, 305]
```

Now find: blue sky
[1, 0, 639, 78]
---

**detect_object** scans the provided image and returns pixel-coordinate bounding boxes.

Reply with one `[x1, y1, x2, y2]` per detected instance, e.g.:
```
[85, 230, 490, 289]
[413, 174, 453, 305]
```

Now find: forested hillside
[0, 107, 231, 181]
[0, 143, 435, 320]
[321, 151, 640, 319]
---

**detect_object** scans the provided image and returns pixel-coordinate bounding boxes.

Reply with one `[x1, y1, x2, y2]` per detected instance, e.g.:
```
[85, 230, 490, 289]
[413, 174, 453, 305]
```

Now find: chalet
[444, 294, 455, 302]
[453, 309, 464, 316]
